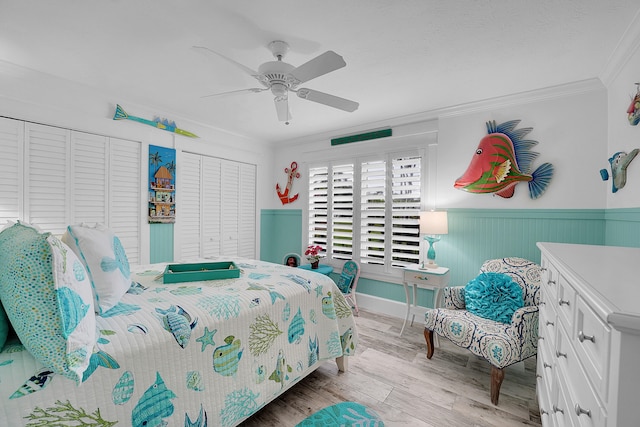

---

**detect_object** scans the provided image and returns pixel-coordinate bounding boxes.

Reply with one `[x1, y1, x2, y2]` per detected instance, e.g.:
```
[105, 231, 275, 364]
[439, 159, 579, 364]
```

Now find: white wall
[1, 61, 275, 260]
[275, 80, 609, 214]
[438, 81, 608, 209]
[605, 12, 640, 208]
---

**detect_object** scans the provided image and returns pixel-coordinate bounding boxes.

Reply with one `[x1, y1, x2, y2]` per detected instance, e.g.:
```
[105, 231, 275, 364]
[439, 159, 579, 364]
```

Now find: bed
[0, 223, 357, 427]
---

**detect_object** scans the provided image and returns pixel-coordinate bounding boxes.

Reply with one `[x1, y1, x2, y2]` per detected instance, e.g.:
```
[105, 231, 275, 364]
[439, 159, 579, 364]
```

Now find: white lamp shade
[419, 211, 448, 235]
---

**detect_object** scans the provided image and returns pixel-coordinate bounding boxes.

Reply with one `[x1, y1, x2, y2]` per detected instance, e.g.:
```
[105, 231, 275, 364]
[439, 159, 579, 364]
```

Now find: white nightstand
[400, 265, 450, 336]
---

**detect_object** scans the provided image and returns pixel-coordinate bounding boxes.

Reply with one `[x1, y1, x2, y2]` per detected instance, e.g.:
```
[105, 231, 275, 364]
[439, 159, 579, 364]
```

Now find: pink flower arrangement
[305, 245, 323, 263]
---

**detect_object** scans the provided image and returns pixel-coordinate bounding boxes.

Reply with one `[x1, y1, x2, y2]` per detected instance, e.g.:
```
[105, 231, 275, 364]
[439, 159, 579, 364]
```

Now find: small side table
[298, 264, 334, 276]
[400, 265, 450, 336]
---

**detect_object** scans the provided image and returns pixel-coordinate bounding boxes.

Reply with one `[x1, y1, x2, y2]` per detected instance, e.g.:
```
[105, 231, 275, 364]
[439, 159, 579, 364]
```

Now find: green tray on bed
[163, 261, 239, 283]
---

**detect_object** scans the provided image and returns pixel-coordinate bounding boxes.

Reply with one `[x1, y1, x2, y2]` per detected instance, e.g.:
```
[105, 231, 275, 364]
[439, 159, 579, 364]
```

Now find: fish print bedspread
[0, 257, 358, 426]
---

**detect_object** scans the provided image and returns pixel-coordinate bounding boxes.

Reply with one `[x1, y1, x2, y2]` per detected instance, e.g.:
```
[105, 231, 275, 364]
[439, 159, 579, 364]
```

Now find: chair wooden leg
[424, 328, 435, 359]
[490, 366, 505, 405]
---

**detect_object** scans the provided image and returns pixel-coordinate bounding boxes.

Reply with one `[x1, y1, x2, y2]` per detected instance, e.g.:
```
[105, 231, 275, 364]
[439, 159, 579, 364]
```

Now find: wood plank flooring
[240, 309, 541, 426]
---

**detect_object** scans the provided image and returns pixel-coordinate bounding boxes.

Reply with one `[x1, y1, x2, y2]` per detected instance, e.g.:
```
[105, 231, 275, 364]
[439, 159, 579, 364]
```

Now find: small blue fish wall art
[600, 148, 639, 193]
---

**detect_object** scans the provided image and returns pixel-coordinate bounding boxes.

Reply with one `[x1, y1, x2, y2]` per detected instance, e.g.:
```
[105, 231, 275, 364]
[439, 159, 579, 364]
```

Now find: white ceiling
[2, 1, 640, 144]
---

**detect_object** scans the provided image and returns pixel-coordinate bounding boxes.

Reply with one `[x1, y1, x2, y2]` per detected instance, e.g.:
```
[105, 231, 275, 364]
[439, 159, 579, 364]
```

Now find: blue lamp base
[422, 235, 441, 269]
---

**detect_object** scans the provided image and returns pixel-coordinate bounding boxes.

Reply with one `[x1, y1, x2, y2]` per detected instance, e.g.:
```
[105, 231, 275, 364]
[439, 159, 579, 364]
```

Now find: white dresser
[536, 242, 640, 427]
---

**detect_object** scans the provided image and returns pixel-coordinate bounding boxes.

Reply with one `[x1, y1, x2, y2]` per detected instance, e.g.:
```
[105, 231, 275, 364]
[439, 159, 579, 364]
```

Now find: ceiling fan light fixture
[270, 83, 288, 97]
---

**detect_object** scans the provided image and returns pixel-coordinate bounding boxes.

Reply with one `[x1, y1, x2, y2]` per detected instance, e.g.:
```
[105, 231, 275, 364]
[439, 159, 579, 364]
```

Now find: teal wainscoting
[604, 208, 640, 247]
[435, 209, 606, 287]
[364, 209, 607, 308]
[260, 209, 302, 264]
[258, 209, 615, 310]
[150, 223, 174, 263]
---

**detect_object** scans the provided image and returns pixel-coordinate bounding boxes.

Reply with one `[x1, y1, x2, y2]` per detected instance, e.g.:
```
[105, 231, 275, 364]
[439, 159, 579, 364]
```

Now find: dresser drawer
[537, 337, 555, 399]
[575, 296, 610, 399]
[540, 288, 558, 350]
[556, 327, 607, 427]
[541, 257, 559, 300]
[556, 273, 576, 333]
[554, 373, 578, 427]
[403, 270, 449, 288]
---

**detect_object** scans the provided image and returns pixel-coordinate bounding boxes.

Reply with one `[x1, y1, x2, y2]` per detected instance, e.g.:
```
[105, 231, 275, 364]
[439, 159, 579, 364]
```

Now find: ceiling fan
[193, 41, 359, 124]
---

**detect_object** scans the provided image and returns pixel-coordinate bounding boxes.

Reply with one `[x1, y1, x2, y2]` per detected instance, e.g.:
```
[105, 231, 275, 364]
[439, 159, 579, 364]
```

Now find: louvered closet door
[237, 162, 256, 258]
[221, 161, 240, 256]
[180, 152, 202, 260]
[0, 117, 23, 226]
[71, 131, 108, 225]
[109, 138, 141, 265]
[202, 156, 222, 257]
[25, 123, 70, 235]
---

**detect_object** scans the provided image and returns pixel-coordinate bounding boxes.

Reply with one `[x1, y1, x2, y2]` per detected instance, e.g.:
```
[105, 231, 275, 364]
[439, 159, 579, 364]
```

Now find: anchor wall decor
[276, 161, 300, 205]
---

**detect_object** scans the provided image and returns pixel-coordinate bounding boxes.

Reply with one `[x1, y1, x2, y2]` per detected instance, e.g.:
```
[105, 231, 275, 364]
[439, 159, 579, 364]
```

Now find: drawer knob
[558, 298, 570, 306]
[543, 362, 552, 369]
[546, 320, 554, 326]
[578, 331, 596, 343]
[575, 404, 591, 418]
[538, 336, 545, 341]
[536, 374, 542, 379]
[555, 350, 567, 359]
[553, 405, 564, 414]
[540, 267, 548, 272]
[547, 280, 556, 285]
[540, 408, 549, 415]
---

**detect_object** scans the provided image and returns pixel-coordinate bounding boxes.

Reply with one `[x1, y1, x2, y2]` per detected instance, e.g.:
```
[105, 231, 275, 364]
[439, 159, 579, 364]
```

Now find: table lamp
[419, 210, 448, 269]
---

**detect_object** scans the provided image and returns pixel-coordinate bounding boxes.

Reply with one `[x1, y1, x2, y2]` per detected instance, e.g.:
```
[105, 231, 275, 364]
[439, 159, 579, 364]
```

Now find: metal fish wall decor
[113, 104, 198, 138]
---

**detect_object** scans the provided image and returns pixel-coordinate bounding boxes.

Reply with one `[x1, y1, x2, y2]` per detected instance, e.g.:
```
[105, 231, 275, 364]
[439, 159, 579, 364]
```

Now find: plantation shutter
[237, 162, 256, 258]
[202, 156, 222, 258]
[109, 138, 142, 264]
[360, 159, 386, 265]
[71, 131, 108, 225]
[391, 155, 422, 266]
[25, 123, 70, 235]
[0, 117, 23, 226]
[308, 166, 328, 252]
[180, 152, 202, 260]
[331, 163, 354, 260]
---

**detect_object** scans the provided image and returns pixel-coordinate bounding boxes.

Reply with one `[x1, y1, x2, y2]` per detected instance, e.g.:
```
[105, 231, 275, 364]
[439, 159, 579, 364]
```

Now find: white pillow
[62, 223, 132, 314]
[0, 221, 95, 383]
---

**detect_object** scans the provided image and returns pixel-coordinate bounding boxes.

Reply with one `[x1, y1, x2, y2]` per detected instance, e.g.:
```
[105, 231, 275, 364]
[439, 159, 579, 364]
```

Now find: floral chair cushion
[424, 257, 541, 369]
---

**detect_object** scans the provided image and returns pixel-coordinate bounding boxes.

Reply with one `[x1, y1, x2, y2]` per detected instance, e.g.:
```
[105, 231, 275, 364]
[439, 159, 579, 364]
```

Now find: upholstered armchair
[423, 257, 541, 405]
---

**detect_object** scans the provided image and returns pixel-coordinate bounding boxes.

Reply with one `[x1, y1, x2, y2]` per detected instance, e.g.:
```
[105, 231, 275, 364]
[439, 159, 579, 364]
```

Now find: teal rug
[296, 401, 384, 426]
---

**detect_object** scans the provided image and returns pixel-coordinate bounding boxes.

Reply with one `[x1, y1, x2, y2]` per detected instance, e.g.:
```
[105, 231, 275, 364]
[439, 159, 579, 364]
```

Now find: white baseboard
[354, 293, 407, 319]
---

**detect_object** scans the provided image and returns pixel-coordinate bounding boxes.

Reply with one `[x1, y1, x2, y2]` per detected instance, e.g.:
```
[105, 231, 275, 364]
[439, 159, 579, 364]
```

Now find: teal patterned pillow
[62, 223, 131, 314]
[336, 273, 354, 294]
[464, 272, 524, 324]
[0, 222, 95, 383]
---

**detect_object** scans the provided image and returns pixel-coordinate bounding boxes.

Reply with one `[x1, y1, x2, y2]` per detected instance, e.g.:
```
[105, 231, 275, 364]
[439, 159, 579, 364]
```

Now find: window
[308, 151, 423, 273]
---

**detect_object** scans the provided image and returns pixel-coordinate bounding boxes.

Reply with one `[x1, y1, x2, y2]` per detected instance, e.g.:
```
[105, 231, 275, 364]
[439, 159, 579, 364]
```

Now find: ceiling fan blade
[200, 88, 266, 99]
[289, 51, 346, 84]
[274, 97, 292, 123]
[296, 88, 359, 112]
[193, 45, 260, 78]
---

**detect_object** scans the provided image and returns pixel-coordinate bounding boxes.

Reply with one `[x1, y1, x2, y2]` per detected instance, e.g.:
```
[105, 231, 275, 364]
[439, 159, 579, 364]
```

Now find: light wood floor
[241, 309, 541, 427]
